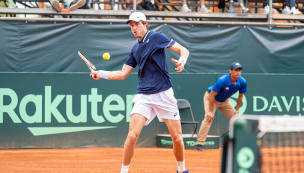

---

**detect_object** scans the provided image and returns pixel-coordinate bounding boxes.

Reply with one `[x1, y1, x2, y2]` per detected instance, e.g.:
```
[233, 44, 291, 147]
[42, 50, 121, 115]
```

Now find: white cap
[126, 12, 146, 24]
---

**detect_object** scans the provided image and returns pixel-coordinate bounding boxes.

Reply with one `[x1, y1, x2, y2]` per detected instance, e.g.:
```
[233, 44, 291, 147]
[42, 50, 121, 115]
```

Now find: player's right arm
[206, 78, 223, 122]
[206, 90, 218, 123]
[90, 64, 134, 80]
[108, 64, 134, 80]
[91, 50, 137, 80]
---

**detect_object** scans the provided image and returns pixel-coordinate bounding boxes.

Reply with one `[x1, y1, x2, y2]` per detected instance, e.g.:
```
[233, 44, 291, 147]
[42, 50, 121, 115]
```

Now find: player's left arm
[235, 93, 244, 115]
[168, 42, 189, 72]
[235, 78, 247, 115]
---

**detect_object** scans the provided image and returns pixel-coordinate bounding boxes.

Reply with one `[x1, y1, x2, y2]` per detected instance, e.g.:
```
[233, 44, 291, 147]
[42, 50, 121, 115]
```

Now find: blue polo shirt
[208, 73, 247, 102]
[125, 30, 175, 94]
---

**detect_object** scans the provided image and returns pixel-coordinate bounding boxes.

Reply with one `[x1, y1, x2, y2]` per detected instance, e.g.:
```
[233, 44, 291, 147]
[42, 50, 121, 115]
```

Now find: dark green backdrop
[1, 21, 304, 73]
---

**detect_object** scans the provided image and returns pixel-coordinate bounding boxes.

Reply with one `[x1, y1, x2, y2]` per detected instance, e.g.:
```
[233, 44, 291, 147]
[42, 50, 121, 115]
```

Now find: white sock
[151, 0, 154, 4]
[120, 164, 130, 173]
[183, 4, 187, 7]
[176, 160, 186, 173]
[201, 5, 205, 8]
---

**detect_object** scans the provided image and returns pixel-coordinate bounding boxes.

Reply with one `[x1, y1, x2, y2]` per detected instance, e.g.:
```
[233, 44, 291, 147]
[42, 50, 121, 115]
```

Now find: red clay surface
[0, 147, 222, 173]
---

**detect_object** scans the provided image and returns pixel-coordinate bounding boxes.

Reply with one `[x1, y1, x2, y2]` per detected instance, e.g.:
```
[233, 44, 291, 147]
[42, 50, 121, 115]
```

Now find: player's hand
[206, 112, 215, 123]
[90, 71, 100, 80]
[171, 58, 184, 72]
[234, 113, 240, 117]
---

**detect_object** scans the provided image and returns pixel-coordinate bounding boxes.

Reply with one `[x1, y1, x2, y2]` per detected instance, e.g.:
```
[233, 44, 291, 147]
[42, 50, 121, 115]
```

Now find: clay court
[0, 147, 222, 173]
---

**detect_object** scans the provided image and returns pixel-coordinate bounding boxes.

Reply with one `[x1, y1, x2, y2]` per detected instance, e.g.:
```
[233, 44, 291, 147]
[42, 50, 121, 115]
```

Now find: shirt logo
[146, 39, 149, 43]
[174, 113, 177, 117]
[225, 87, 229, 90]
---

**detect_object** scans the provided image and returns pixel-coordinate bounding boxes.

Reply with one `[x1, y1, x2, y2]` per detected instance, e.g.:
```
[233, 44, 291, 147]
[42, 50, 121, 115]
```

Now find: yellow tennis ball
[103, 53, 110, 60]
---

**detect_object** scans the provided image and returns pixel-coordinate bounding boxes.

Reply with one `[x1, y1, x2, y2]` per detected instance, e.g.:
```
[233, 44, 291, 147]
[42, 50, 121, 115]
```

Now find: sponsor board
[1, 73, 304, 148]
[1, 86, 135, 136]
[156, 135, 220, 150]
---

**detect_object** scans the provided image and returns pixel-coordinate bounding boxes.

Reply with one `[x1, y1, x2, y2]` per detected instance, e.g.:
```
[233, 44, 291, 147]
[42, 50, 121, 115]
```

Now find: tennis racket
[78, 51, 97, 79]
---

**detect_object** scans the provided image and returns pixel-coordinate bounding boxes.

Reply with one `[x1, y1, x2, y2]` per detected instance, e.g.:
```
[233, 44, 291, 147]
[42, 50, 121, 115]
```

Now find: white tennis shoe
[291, 7, 301, 15]
[199, 6, 211, 13]
[181, 5, 191, 12]
[282, 6, 292, 14]
[263, 5, 269, 14]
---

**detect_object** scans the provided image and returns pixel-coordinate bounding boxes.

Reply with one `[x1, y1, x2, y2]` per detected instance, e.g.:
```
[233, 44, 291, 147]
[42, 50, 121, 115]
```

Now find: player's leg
[164, 119, 184, 161]
[49, 0, 62, 12]
[217, 99, 237, 138]
[121, 113, 147, 173]
[197, 91, 217, 150]
[163, 119, 187, 173]
[238, 0, 249, 13]
[151, 88, 189, 173]
[121, 94, 157, 173]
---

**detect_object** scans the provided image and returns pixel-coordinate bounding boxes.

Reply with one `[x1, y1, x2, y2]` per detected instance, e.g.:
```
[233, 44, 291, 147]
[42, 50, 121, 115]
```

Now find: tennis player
[90, 12, 190, 173]
[196, 62, 247, 151]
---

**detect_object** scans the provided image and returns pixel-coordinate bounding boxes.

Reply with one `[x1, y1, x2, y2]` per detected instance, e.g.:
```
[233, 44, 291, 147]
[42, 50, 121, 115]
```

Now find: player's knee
[171, 136, 183, 147]
[127, 134, 139, 145]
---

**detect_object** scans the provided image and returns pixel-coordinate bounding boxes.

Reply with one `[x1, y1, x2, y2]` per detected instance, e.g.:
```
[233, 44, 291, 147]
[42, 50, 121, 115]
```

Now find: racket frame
[78, 51, 96, 72]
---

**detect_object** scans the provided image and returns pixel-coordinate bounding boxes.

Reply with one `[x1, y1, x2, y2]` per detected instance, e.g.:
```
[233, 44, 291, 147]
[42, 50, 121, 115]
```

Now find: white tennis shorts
[130, 88, 180, 126]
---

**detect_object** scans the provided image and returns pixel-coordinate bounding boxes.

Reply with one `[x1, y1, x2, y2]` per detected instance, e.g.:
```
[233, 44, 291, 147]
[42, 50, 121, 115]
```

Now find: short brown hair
[141, 21, 150, 30]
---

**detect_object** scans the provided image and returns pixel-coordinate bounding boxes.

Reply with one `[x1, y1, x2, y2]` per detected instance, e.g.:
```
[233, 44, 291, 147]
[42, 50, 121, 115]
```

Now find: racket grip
[91, 70, 97, 79]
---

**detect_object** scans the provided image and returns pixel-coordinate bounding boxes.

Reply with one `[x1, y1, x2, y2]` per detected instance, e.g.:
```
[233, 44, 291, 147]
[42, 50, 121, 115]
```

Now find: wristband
[97, 70, 110, 79]
[178, 56, 187, 66]
[235, 111, 239, 113]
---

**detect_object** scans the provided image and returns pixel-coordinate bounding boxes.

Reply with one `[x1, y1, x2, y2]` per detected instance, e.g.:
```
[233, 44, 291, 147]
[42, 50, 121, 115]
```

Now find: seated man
[6, 0, 17, 8]
[134, 0, 145, 10]
[124, 0, 132, 10]
[263, 0, 290, 14]
[50, 0, 89, 12]
[289, 0, 301, 14]
[181, 0, 211, 13]
[238, 0, 249, 13]
[135, 0, 158, 11]
[218, 0, 249, 13]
